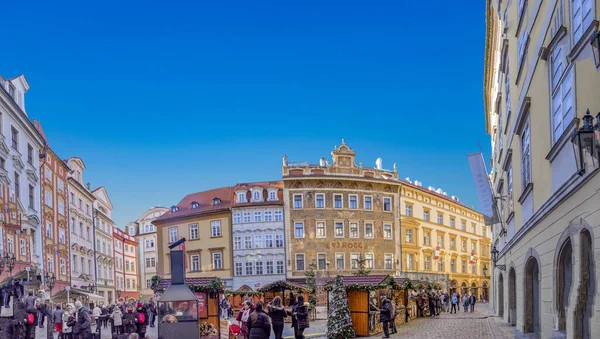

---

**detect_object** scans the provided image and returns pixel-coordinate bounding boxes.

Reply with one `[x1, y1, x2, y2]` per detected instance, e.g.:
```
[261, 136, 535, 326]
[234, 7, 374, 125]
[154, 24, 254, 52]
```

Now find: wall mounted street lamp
[490, 245, 505, 271]
[5, 254, 16, 276]
[571, 110, 600, 176]
[44, 272, 56, 292]
[591, 31, 600, 67]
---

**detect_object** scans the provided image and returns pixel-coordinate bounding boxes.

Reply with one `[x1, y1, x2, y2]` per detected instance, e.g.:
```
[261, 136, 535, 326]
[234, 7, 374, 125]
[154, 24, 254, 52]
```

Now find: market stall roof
[52, 288, 105, 302]
[159, 283, 197, 302]
[257, 280, 310, 293]
[158, 277, 216, 289]
[325, 275, 402, 291]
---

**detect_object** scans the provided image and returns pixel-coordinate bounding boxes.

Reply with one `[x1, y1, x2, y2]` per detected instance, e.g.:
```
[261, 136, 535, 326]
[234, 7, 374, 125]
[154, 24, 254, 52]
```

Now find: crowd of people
[234, 294, 310, 339]
[416, 291, 478, 317]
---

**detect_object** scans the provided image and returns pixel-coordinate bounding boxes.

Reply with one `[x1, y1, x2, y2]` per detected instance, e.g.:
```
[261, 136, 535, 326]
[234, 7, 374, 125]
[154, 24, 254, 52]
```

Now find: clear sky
[1, 0, 490, 228]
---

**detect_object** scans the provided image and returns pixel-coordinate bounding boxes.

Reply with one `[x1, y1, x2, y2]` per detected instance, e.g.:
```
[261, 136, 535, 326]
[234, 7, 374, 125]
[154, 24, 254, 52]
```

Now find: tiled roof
[232, 181, 284, 207]
[399, 179, 482, 216]
[158, 277, 217, 289]
[154, 186, 235, 223]
[337, 275, 389, 286]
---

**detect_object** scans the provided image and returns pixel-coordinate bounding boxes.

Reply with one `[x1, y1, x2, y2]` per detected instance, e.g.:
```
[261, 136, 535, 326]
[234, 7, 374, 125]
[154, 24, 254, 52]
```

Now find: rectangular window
[27, 144, 33, 165]
[168, 227, 178, 243]
[451, 259, 456, 273]
[384, 254, 393, 270]
[264, 211, 273, 222]
[335, 253, 344, 270]
[450, 237, 456, 250]
[462, 260, 467, 273]
[243, 212, 251, 223]
[211, 221, 222, 237]
[254, 235, 263, 248]
[364, 223, 374, 238]
[335, 222, 344, 238]
[438, 234, 444, 248]
[471, 224, 476, 233]
[423, 210, 429, 221]
[274, 210, 283, 221]
[58, 179, 64, 192]
[572, 0, 594, 43]
[11, 127, 18, 150]
[60, 259, 66, 275]
[58, 200, 64, 215]
[349, 195, 358, 209]
[314, 193, 325, 208]
[212, 252, 223, 270]
[59, 229, 65, 244]
[462, 240, 467, 252]
[256, 261, 264, 275]
[317, 253, 327, 270]
[45, 191, 52, 207]
[405, 205, 412, 216]
[405, 229, 413, 243]
[316, 221, 326, 238]
[233, 213, 241, 223]
[275, 235, 284, 248]
[424, 232, 431, 246]
[350, 253, 359, 269]
[294, 194, 303, 209]
[48, 257, 54, 273]
[334, 194, 342, 209]
[189, 224, 199, 240]
[46, 220, 53, 238]
[20, 239, 26, 256]
[461, 220, 466, 231]
[234, 236, 242, 250]
[437, 213, 443, 225]
[364, 196, 372, 210]
[450, 218, 455, 228]
[266, 261, 274, 274]
[253, 211, 262, 222]
[383, 224, 392, 239]
[244, 236, 253, 249]
[295, 222, 304, 238]
[407, 254, 414, 270]
[472, 263, 477, 275]
[350, 223, 359, 238]
[245, 262, 253, 275]
[383, 197, 391, 211]
[438, 258, 445, 272]
[191, 255, 200, 271]
[265, 235, 273, 247]
[296, 254, 305, 271]
[45, 167, 52, 181]
[550, 49, 574, 143]
[472, 242, 477, 254]
[424, 255, 431, 270]
[28, 185, 34, 209]
[365, 253, 374, 269]
[521, 118, 532, 189]
[276, 260, 284, 274]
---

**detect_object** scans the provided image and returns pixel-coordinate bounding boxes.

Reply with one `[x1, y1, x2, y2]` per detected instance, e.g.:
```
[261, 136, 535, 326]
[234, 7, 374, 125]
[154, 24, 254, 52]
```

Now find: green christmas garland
[225, 290, 264, 297]
[257, 280, 309, 293]
[187, 277, 225, 294]
[151, 275, 162, 292]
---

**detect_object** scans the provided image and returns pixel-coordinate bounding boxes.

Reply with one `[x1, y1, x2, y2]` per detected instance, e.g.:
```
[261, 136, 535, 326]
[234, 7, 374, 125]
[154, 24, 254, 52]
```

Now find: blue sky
[1, 0, 490, 228]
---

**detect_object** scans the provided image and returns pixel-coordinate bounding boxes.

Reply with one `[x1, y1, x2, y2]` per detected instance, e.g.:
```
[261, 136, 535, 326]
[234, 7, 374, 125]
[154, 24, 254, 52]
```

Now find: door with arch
[482, 281, 489, 301]
[509, 267, 517, 326]
[524, 257, 540, 334]
[498, 273, 504, 317]
[556, 239, 572, 334]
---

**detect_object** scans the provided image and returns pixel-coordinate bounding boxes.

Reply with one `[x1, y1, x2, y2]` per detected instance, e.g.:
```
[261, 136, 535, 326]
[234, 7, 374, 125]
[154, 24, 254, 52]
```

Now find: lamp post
[571, 110, 600, 175]
[5, 254, 16, 276]
[490, 245, 506, 271]
[44, 272, 56, 293]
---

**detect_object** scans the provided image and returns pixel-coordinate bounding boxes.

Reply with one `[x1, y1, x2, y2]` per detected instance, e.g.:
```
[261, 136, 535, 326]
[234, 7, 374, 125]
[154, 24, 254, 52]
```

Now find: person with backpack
[379, 296, 392, 339]
[135, 302, 148, 338]
[73, 300, 92, 339]
[450, 293, 459, 314]
[469, 293, 477, 313]
[462, 294, 469, 312]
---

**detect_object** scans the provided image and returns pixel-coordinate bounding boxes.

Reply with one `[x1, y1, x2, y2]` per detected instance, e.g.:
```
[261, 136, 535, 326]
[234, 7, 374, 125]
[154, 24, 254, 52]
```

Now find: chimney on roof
[320, 157, 326, 166]
[376, 158, 383, 170]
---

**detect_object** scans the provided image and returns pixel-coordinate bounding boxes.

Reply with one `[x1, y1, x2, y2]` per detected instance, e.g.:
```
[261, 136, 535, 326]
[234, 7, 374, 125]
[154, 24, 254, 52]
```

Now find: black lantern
[483, 264, 488, 277]
[491, 245, 505, 271]
[571, 110, 598, 176]
[44, 272, 56, 292]
[592, 31, 600, 67]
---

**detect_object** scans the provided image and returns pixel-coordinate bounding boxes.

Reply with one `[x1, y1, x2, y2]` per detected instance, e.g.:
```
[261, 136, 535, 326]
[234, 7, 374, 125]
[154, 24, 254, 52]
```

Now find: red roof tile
[232, 181, 284, 207]
[154, 186, 235, 223]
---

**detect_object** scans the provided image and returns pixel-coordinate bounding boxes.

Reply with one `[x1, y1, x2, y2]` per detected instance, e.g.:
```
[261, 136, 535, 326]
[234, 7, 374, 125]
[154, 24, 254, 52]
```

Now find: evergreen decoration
[151, 275, 162, 293]
[352, 255, 371, 276]
[327, 276, 355, 339]
[257, 280, 309, 293]
[324, 275, 402, 292]
[224, 290, 263, 297]
[305, 261, 318, 306]
[187, 277, 225, 294]
[400, 277, 414, 291]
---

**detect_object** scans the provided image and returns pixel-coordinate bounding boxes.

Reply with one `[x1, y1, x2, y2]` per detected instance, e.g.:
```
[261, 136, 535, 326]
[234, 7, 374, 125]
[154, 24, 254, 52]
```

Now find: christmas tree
[327, 275, 355, 339]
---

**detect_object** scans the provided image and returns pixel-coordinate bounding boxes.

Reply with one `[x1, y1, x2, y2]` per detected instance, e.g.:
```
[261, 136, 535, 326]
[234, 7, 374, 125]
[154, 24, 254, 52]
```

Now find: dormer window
[171, 205, 179, 213]
[236, 191, 247, 203]
[191, 201, 199, 209]
[267, 190, 278, 201]
[251, 188, 263, 202]
[213, 198, 221, 206]
[253, 191, 261, 201]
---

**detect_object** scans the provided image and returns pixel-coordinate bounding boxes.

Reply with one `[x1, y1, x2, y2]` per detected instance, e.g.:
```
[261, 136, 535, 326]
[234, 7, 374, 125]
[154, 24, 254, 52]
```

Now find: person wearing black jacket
[267, 296, 288, 339]
[291, 295, 309, 339]
[379, 296, 392, 339]
[247, 301, 271, 339]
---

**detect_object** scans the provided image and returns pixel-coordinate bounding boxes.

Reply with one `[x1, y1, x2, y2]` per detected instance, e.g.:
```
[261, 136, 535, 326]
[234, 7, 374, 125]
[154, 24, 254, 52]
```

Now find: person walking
[247, 301, 271, 339]
[73, 301, 92, 339]
[267, 296, 287, 339]
[450, 293, 458, 314]
[122, 305, 138, 335]
[389, 298, 397, 334]
[92, 304, 102, 326]
[291, 295, 309, 339]
[428, 294, 435, 317]
[469, 294, 477, 313]
[110, 306, 124, 335]
[379, 296, 392, 339]
[146, 301, 156, 328]
[237, 301, 252, 339]
[135, 302, 148, 338]
[62, 304, 74, 339]
[462, 294, 469, 313]
[53, 304, 63, 338]
[443, 292, 450, 313]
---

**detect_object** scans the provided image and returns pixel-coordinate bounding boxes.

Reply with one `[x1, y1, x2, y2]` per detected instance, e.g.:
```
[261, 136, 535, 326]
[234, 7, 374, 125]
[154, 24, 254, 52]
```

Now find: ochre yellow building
[155, 187, 234, 288]
[400, 181, 491, 298]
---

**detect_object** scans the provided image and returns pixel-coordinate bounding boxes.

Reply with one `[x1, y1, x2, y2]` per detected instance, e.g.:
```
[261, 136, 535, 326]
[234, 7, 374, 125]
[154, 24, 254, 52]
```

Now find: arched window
[191, 202, 199, 209]
[253, 191, 260, 201]
[171, 206, 178, 213]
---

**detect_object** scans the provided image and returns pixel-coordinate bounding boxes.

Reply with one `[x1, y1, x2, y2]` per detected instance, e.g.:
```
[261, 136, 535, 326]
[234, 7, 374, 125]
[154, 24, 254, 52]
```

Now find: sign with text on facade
[329, 241, 365, 249]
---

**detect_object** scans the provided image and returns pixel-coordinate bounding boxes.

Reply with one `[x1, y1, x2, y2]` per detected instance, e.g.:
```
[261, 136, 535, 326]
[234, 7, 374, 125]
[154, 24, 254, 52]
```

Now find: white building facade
[232, 182, 286, 290]
[93, 187, 115, 305]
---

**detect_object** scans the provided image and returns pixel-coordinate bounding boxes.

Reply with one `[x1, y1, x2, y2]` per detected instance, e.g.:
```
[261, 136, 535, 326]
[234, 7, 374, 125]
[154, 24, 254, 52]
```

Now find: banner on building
[467, 152, 499, 225]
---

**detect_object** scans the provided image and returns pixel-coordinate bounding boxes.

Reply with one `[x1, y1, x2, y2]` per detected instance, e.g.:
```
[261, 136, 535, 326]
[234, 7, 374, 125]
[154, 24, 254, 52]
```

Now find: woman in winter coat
[247, 301, 271, 339]
[291, 295, 309, 339]
[122, 305, 138, 334]
[110, 306, 124, 335]
[267, 296, 288, 339]
[61, 304, 74, 339]
[237, 301, 253, 339]
[135, 302, 148, 337]
[379, 297, 392, 339]
[462, 294, 469, 312]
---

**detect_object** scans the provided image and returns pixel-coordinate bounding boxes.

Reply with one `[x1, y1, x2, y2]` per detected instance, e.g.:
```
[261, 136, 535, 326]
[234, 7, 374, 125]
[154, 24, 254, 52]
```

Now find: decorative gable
[12, 155, 24, 173]
[26, 168, 39, 184]
[0, 138, 10, 157]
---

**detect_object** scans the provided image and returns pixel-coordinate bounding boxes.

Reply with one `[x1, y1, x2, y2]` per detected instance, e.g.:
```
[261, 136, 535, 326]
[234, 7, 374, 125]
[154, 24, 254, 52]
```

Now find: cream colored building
[484, 0, 600, 337]
[400, 180, 491, 297]
[93, 187, 116, 305]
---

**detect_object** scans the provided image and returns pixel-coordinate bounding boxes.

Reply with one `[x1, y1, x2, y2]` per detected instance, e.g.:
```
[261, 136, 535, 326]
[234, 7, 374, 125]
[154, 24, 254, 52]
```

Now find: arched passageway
[524, 257, 540, 334]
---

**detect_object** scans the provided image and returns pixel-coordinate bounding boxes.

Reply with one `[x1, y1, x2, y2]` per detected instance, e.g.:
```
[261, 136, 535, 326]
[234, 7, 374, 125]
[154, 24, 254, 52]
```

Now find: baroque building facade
[114, 227, 139, 300]
[282, 141, 401, 278]
[155, 187, 234, 289]
[485, 0, 600, 337]
[231, 182, 285, 290]
[93, 187, 116, 305]
[127, 206, 168, 299]
[0, 74, 44, 287]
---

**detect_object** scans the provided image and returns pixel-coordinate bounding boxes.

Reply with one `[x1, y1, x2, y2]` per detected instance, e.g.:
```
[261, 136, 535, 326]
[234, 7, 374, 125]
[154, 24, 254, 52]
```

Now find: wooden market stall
[325, 275, 403, 337]
[226, 286, 263, 316]
[257, 280, 310, 307]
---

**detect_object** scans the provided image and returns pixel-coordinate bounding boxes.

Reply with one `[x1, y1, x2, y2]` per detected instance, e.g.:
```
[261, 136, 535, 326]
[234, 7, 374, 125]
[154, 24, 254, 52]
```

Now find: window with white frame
[335, 222, 344, 237]
[189, 224, 199, 240]
[253, 211, 262, 222]
[245, 262, 253, 275]
[572, 0, 594, 43]
[190, 254, 200, 271]
[169, 227, 178, 243]
[407, 254, 414, 270]
[265, 235, 273, 247]
[244, 236, 252, 249]
[517, 14, 528, 69]
[60, 258, 66, 275]
[364, 223, 374, 238]
[549, 44, 574, 143]
[437, 213, 443, 225]
[315, 194, 325, 208]
[47, 256, 54, 273]
[296, 254, 305, 271]
[234, 236, 242, 250]
[7, 237, 13, 254]
[350, 223, 359, 238]
[243, 212, 251, 223]
[335, 253, 344, 270]
[405, 204, 412, 216]
[264, 211, 273, 222]
[46, 220, 52, 238]
[351, 253, 359, 269]
[254, 235, 264, 249]
[58, 179, 64, 191]
[451, 259, 456, 272]
[462, 240, 467, 252]
[521, 117, 532, 189]
[277, 260, 284, 274]
[266, 261, 274, 274]
[438, 234, 444, 248]
[461, 220, 466, 230]
[349, 195, 358, 209]
[438, 258, 445, 272]
[237, 192, 247, 203]
[268, 190, 277, 201]
[317, 253, 327, 270]
[364, 196, 372, 210]
[462, 260, 467, 273]
[233, 213, 241, 223]
[211, 221, 221, 237]
[256, 261, 264, 275]
[423, 210, 430, 221]
[424, 255, 431, 270]
[383, 197, 391, 211]
[212, 252, 223, 270]
[334, 195, 342, 209]
[235, 262, 243, 276]
[253, 191, 261, 202]
[58, 200, 64, 215]
[383, 224, 392, 239]
[450, 218, 456, 228]
[294, 195, 303, 209]
[275, 235, 284, 247]
[274, 210, 283, 221]
[316, 221, 326, 238]
[505, 59, 511, 117]
[295, 222, 304, 238]
[45, 191, 52, 207]
[59, 229, 65, 244]
[383, 254, 394, 270]
[405, 229, 413, 243]
[365, 253, 374, 269]
[20, 239, 26, 256]
[424, 231, 431, 246]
